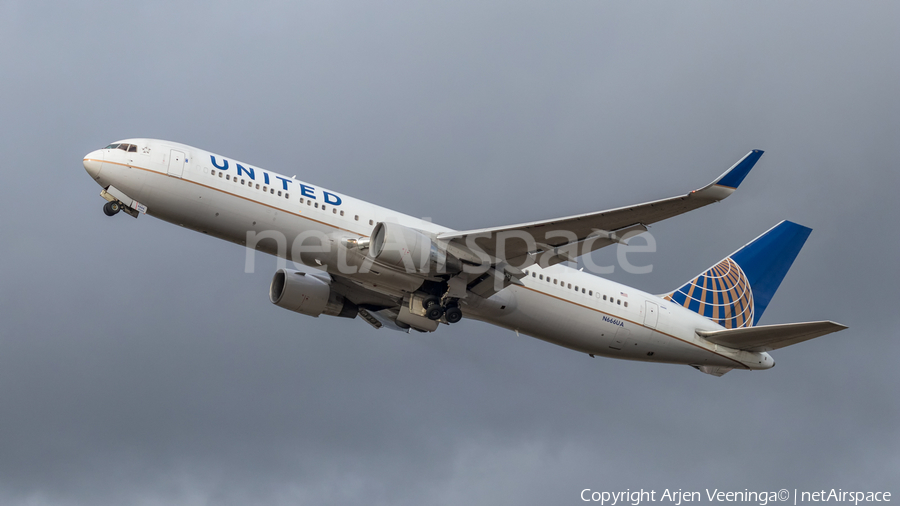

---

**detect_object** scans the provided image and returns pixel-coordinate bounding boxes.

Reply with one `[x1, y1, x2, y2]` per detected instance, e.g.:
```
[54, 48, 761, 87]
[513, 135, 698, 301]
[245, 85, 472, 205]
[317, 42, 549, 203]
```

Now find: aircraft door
[167, 149, 185, 178]
[644, 301, 659, 329]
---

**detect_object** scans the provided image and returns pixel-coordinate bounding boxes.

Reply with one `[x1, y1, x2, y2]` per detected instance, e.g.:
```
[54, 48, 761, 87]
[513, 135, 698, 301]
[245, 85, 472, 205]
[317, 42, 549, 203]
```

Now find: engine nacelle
[269, 269, 357, 318]
[369, 222, 456, 274]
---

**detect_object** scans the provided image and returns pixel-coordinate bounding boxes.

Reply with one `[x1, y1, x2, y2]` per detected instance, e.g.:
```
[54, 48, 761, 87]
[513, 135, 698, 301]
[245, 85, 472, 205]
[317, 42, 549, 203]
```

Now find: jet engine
[369, 222, 457, 274]
[269, 268, 357, 318]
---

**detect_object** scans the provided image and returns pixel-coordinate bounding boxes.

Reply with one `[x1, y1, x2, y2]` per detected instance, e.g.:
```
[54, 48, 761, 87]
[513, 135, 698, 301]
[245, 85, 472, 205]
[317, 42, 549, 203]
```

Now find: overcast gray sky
[1, 1, 898, 505]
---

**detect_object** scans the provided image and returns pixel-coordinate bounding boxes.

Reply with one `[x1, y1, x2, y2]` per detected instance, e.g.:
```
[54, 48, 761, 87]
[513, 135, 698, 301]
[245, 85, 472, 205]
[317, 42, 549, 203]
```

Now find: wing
[438, 150, 764, 270]
[696, 321, 848, 352]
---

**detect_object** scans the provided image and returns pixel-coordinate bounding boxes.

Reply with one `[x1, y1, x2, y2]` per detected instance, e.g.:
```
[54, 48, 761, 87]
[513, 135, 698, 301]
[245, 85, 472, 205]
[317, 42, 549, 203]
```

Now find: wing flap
[697, 321, 848, 352]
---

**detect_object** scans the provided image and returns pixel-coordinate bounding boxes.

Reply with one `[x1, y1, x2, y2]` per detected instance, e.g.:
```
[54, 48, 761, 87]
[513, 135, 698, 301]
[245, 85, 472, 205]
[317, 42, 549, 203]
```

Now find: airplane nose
[83, 150, 102, 179]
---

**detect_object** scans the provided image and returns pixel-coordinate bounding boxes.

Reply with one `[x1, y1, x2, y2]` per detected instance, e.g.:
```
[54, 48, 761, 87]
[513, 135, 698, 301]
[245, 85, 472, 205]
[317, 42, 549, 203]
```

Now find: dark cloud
[0, 1, 897, 504]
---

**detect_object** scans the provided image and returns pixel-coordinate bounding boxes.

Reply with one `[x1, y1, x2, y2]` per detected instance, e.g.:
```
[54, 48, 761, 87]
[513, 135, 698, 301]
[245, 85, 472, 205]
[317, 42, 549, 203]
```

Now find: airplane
[83, 139, 846, 377]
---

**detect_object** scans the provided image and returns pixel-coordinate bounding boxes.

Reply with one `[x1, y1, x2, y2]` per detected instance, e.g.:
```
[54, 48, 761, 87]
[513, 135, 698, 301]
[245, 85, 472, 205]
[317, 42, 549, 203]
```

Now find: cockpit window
[108, 143, 138, 152]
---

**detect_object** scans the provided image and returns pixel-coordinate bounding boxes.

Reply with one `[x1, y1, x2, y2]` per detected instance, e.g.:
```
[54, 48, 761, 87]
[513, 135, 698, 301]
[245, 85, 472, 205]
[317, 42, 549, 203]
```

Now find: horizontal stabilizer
[697, 321, 847, 352]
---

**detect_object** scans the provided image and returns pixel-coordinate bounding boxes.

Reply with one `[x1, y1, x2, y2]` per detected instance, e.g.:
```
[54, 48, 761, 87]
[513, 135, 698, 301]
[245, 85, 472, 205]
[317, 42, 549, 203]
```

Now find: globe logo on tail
[663, 257, 754, 328]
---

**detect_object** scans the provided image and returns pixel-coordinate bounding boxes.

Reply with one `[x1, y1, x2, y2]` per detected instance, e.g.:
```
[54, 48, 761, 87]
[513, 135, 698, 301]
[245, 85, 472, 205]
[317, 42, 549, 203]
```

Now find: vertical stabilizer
[662, 221, 812, 328]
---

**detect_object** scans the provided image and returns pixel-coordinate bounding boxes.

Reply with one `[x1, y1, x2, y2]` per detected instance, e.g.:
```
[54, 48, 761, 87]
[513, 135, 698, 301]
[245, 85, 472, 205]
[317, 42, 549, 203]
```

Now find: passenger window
[333, 209, 337, 214]
[315, 203, 319, 208]
[589, 291, 593, 296]
[219, 172, 223, 178]
[277, 191, 282, 196]
[285, 193, 289, 199]
[340, 210, 344, 216]
[308, 201, 312, 206]
[568, 283, 572, 289]
[617, 300, 621, 305]
[241, 179, 245, 185]
[553, 279, 558, 285]
[323, 206, 326, 211]
[211, 170, 216, 176]
[300, 198, 304, 204]
[539, 275, 544, 280]
[369, 220, 373, 225]
[256, 184, 259, 189]
[624, 302, 628, 307]
[355, 215, 359, 221]
[603, 295, 607, 301]
[226, 175, 231, 180]
[574, 285, 578, 291]
[532, 272, 536, 278]
[582, 288, 586, 294]
[270, 189, 274, 194]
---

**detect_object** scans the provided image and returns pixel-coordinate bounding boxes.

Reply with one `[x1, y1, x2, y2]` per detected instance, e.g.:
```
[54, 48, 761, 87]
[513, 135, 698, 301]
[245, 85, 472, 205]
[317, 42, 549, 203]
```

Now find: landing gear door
[167, 149, 185, 178]
[644, 301, 659, 329]
[609, 327, 631, 350]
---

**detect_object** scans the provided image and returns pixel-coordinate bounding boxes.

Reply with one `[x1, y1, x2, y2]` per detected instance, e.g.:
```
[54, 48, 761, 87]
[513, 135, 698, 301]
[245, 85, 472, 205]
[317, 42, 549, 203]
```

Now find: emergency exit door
[167, 149, 185, 177]
[644, 301, 659, 328]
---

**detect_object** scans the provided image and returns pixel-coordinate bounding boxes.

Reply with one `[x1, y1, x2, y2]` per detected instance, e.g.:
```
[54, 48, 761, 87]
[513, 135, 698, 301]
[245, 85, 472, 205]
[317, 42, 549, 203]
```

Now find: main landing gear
[423, 295, 463, 324]
[444, 306, 463, 324]
[103, 201, 121, 216]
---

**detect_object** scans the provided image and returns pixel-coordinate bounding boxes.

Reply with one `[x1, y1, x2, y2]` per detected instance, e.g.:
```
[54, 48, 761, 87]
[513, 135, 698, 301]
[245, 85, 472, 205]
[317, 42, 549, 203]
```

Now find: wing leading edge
[438, 150, 765, 268]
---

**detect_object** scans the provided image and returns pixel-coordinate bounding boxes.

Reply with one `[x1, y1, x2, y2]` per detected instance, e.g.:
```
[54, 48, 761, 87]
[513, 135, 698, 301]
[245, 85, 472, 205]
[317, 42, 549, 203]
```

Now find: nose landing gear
[103, 201, 121, 216]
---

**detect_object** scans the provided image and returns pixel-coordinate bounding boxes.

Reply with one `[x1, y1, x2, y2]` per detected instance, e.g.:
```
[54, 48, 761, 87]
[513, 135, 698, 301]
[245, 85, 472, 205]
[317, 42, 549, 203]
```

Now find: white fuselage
[83, 139, 774, 372]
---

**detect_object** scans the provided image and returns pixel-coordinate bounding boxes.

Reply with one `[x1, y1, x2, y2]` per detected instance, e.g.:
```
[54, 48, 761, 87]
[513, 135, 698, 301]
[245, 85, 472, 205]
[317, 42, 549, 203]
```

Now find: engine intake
[269, 269, 357, 318]
[369, 222, 454, 274]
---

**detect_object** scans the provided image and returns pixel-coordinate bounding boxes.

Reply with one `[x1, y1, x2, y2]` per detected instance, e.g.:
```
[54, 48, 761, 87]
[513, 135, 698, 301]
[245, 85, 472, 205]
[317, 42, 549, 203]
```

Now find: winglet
[712, 149, 764, 189]
[690, 150, 764, 202]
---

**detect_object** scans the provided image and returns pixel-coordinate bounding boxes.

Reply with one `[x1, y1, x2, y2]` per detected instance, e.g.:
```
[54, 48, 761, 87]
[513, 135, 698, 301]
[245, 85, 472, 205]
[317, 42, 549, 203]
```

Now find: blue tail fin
[662, 221, 812, 328]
